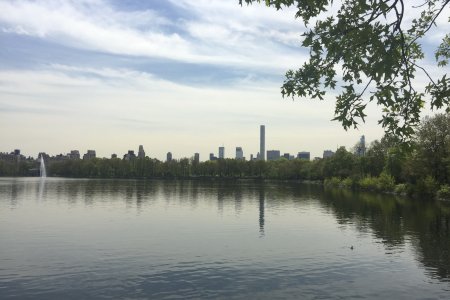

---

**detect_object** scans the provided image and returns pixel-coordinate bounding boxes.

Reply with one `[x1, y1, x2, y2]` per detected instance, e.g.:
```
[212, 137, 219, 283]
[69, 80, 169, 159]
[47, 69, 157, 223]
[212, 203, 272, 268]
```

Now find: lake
[1, 177, 449, 299]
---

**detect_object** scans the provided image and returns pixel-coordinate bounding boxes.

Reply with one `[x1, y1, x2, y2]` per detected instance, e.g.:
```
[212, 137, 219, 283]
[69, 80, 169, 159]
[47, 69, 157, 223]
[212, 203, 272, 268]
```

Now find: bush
[394, 183, 408, 195]
[359, 176, 378, 190]
[376, 172, 395, 192]
[324, 177, 342, 188]
[412, 176, 438, 198]
[437, 185, 450, 200]
[341, 177, 354, 188]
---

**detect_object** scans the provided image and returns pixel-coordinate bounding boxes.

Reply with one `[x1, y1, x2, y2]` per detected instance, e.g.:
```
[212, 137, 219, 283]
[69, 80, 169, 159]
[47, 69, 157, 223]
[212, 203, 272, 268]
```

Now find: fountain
[40, 155, 47, 178]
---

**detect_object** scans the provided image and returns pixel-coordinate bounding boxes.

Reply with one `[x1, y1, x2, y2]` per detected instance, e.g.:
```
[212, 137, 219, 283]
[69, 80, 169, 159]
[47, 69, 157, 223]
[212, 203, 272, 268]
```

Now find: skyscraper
[260, 125, 265, 161]
[167, 152, 172, 162]
[194, 153, 200, 163]
[267, 150, 280, 161]
[138, 145, 145, 159]
[235, 147, 243, 160]
[219, 147, 225, 159]
[355, 135, 366, 156]
[297, 151, 311, 160]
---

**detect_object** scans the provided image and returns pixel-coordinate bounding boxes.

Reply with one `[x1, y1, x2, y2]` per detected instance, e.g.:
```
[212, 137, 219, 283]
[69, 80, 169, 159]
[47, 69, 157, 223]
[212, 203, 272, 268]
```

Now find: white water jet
[40, 155, 47, 178]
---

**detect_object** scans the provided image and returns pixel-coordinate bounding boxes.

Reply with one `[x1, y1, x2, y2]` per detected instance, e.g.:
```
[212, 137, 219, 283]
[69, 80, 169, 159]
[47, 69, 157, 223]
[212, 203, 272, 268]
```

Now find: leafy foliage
[240, 0, 450, 139]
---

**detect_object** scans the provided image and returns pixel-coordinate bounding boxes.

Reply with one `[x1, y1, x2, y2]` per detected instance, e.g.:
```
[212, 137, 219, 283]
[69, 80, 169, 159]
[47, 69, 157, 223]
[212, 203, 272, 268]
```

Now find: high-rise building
[138, 145, 145, 159]
[283, 153, 290, 160]
[297, 151, 310, 160]
[83, 150, 96, 160]
[355, 135, 366, 156]
[194, 153, 200, 163]
[167, 152, 173, 162]
[260, 125, 265, 161]
[267, 150, 280, 161]
[209, 153, 217, 161]
[68, 150, 80, 160]
[323, 150, 335, 159]
[236, 147, 243, 160]
[124, 150, 136, 161]
[219, 147, 225, 159]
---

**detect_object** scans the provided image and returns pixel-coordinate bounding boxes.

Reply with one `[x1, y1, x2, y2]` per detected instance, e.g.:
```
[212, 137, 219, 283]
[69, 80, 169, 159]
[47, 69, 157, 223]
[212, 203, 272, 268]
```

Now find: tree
[415, 113, 450, 183]
[240, 0, 450, 139]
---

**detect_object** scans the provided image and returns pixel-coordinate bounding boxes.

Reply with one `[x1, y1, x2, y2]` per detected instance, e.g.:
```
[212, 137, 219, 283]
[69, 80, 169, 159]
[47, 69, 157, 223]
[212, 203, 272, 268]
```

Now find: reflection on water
[259, 187, 265, 236]
[0, 178, 449, 299]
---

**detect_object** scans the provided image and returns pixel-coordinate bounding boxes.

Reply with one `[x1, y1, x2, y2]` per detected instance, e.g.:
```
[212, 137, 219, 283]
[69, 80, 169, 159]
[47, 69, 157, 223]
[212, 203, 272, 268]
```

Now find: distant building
[355, 135, 366, 156]
[267, 150, 280, 161]
[38, 152, 50, 161]
[210, 153, 217, 161]
[53, 154, 67, 161]
[323, 150, 335, 159]
[68, 150, 80, 160]
[111, 154, 118, 159]
[138, 145, 145, 159]
[283, 153, 290, 160]
[167, 152, 173, 162]
[83, 150, 96, 160]
[250, 154, 254, 161]
[260, 125, 265, 161]
[297, 152, 310, 160]
[219, 147, 225, 159]
[194, 153, 200, 163]
[123, 150, 136, 161]
[236, 147, 243, 160]
[0, 149, 25, 162]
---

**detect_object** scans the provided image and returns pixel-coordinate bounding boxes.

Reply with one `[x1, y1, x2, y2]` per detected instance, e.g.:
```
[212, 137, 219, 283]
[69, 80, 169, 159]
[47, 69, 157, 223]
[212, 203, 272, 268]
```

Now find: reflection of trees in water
[318, 187, 450, 281]
[205, 181, 450, 281]
[3, 178, 449, 281]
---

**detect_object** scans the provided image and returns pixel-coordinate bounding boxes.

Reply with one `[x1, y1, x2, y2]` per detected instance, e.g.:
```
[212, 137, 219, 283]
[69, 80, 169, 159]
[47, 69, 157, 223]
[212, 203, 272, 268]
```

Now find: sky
[0, 0, 448, 160]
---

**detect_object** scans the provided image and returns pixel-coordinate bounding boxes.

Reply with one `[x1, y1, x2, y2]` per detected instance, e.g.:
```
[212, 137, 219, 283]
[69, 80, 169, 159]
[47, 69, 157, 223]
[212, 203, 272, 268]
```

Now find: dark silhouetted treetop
[240, 0, 450, 140]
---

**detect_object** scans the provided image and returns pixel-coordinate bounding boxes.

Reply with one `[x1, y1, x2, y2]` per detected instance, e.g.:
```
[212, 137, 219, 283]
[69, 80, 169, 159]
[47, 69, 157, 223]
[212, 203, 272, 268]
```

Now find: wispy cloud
[0, 0, 307, 72]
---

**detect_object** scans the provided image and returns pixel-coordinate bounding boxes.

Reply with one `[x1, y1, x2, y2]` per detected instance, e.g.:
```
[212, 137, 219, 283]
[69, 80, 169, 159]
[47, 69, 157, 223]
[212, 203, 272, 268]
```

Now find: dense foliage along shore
[1, 114, 449, 200]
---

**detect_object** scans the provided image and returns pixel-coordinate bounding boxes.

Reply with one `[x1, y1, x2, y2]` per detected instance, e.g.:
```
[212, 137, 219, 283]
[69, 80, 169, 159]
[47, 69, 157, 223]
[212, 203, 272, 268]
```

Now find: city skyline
[1, 1, 447, 160]
[1, 125, 359, 162]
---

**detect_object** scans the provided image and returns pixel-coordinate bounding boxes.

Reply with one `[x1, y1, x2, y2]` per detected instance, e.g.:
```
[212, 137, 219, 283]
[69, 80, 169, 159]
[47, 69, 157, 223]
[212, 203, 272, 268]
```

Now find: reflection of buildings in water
[136, 183, 143, 211]
[9, 179, 19, 207]
[217, 190, 224, 214]
[259, 188, 265, 236]
[234, 189, 242, 215]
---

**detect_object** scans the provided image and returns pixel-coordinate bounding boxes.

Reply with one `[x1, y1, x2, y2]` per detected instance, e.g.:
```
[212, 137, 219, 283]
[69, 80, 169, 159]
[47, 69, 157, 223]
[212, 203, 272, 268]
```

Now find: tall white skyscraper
[260, 125, 265, 161]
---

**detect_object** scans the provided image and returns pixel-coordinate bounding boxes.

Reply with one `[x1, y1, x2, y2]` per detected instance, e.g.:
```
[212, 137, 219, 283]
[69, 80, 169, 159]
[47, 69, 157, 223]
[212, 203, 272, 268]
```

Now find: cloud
[0, 64, 377, 159]
[0, 0, 307, 73]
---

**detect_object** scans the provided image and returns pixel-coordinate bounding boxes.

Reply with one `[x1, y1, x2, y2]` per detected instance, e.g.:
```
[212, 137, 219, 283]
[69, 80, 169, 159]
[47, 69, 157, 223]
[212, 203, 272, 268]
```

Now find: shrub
[413, 176, 438, 198]
[376, 172, 395, 192]
[324, 177, 342, 188]
[437, 185, 450, 200]
[394, 183, 408, 195]
[341, 177, 354, 188]
[359, 176, 378, 191]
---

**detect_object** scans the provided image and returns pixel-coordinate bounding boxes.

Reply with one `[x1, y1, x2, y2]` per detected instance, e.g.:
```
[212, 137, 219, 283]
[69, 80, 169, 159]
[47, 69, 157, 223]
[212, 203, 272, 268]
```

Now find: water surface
[1, 178, 449, 299]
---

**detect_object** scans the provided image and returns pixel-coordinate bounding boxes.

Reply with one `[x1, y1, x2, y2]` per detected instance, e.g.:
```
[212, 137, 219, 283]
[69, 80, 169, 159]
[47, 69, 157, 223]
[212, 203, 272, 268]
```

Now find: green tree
[323, 146, 356, 178]
[241, 0, 450, 139]
[415, 113, 450, 184]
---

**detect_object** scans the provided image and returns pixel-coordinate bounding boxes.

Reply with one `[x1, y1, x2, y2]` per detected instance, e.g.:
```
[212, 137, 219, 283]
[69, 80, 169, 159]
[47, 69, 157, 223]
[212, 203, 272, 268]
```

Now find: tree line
[1, 113, 449, 199]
